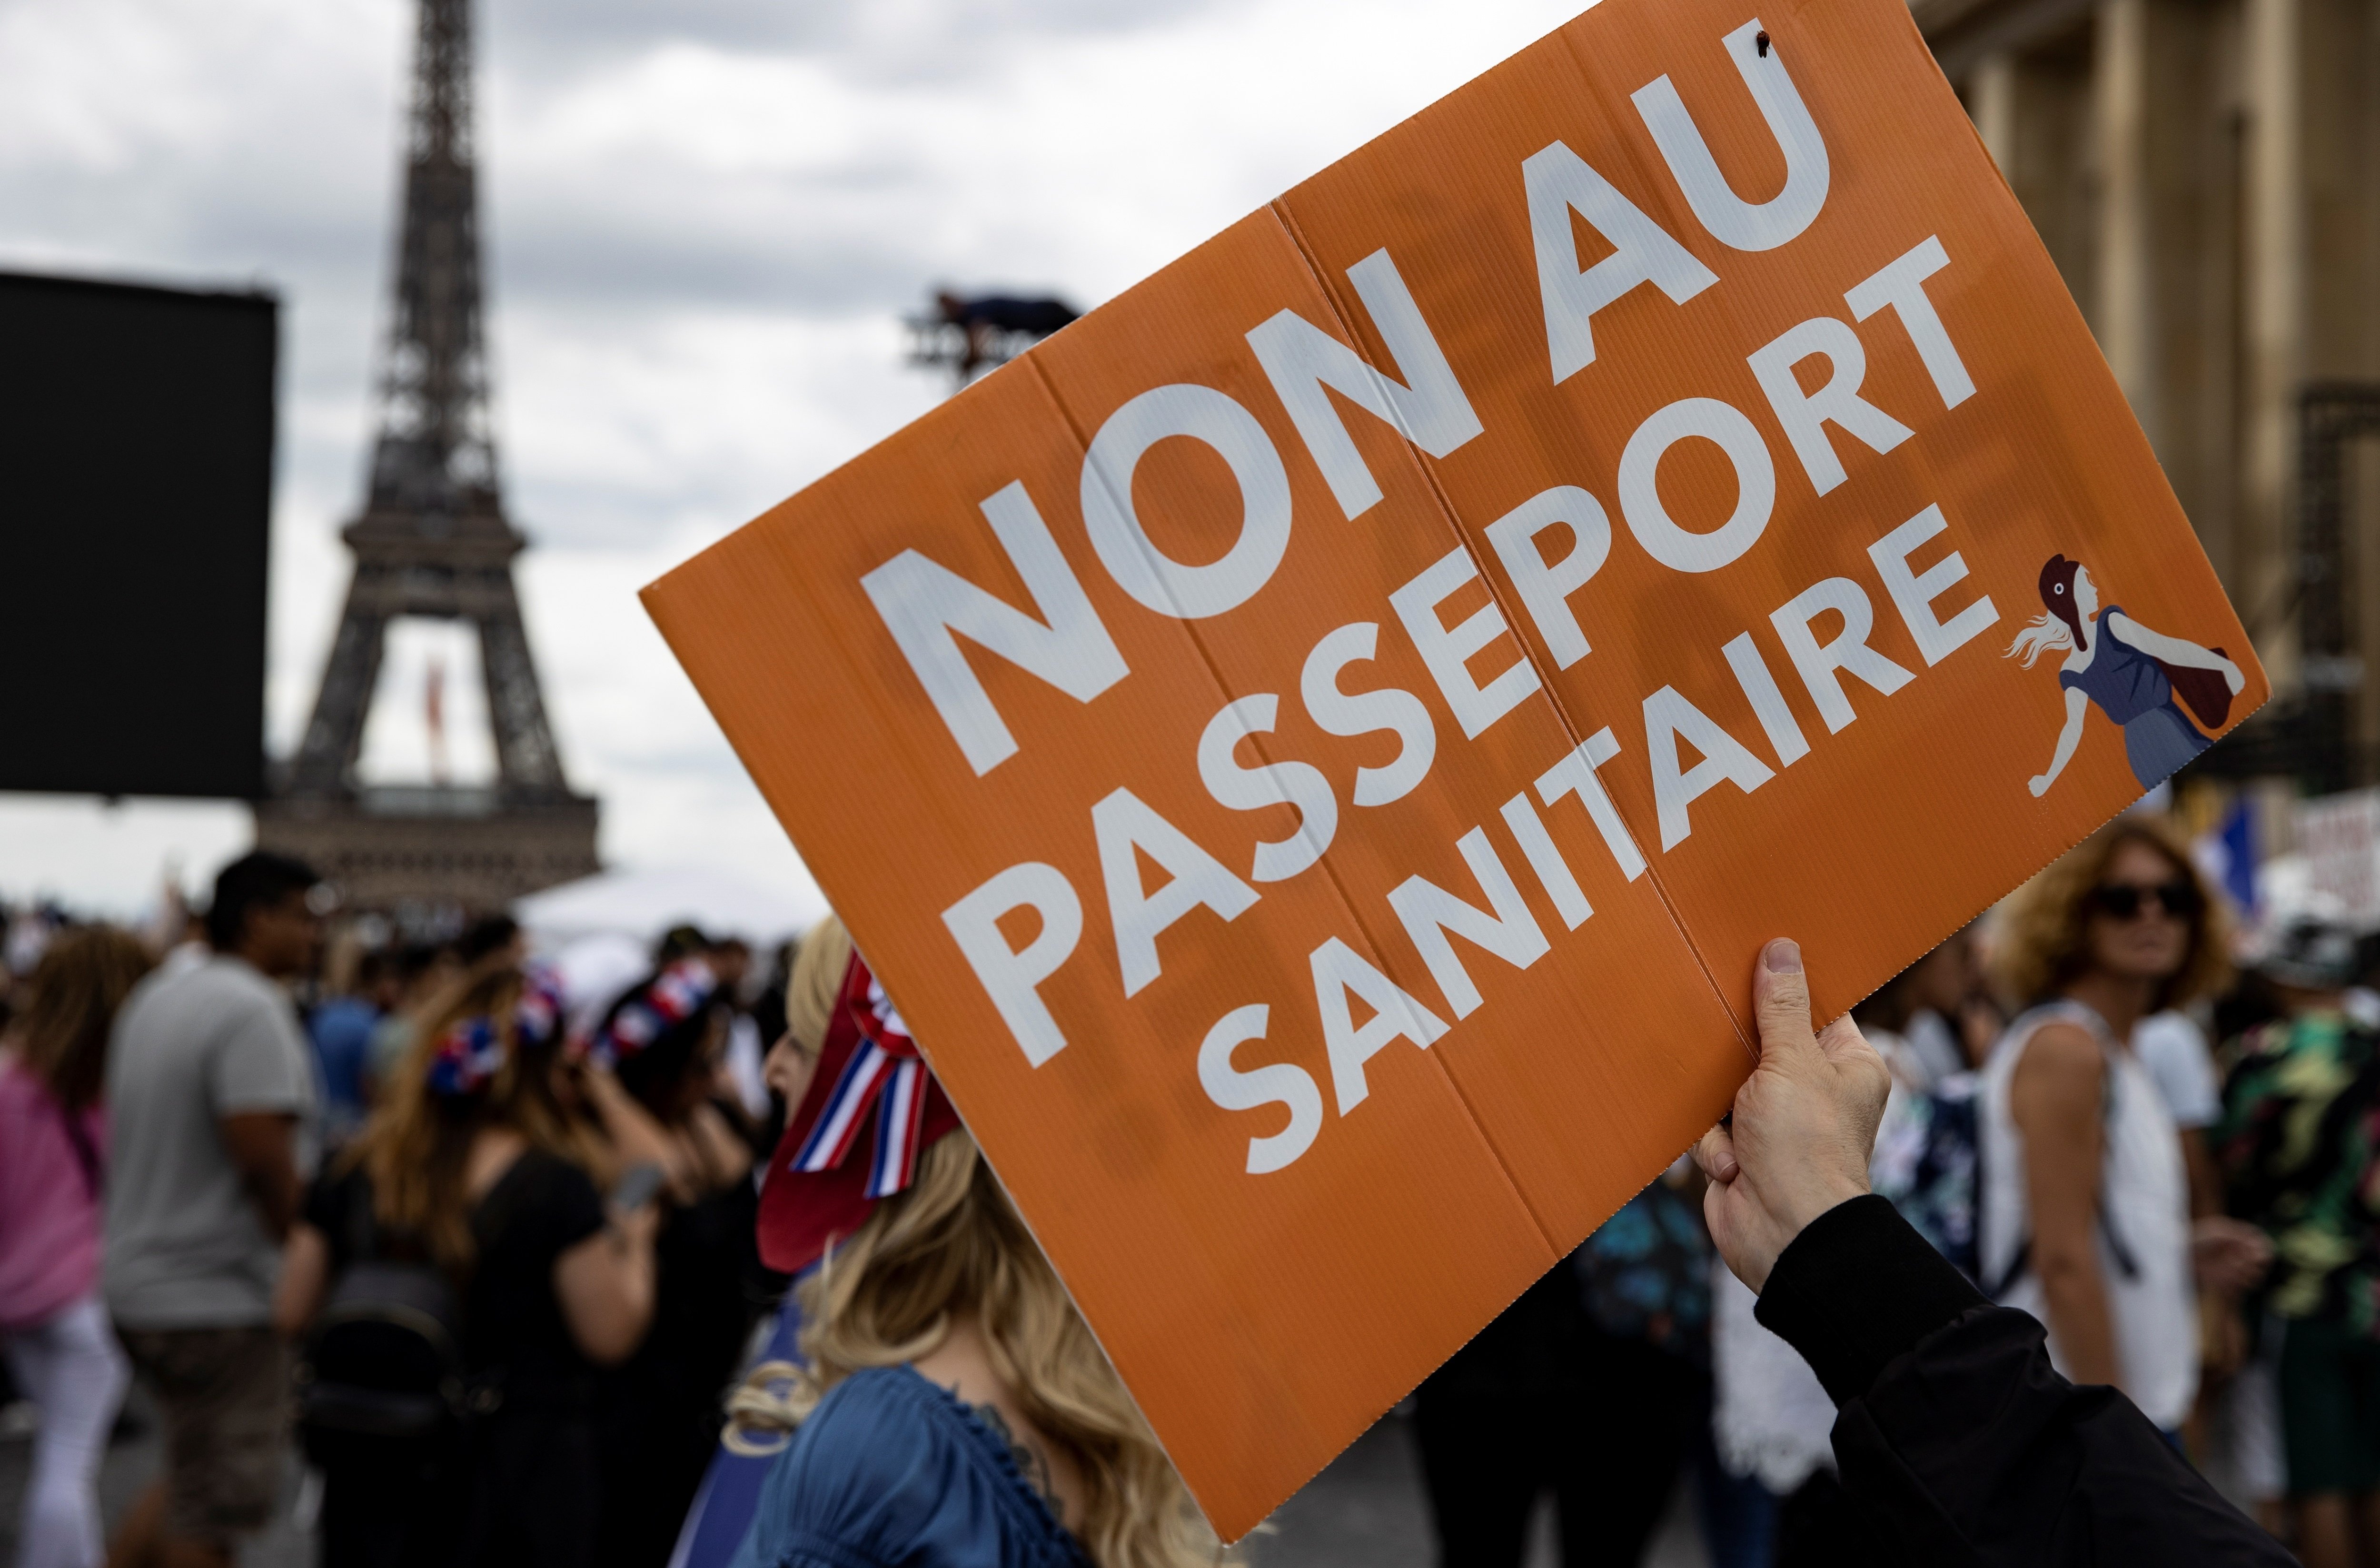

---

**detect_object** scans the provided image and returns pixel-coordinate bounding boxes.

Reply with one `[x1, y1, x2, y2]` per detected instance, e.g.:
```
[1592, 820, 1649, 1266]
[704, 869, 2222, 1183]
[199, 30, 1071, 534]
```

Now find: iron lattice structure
[259, 0, 596, 916]
[903, 316, 1045, 385]
[2189, 382, 2380, 794]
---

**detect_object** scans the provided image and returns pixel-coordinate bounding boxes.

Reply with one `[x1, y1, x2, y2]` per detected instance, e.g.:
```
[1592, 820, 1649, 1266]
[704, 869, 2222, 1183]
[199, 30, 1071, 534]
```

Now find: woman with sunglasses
[1981, 817, 2236, 1444]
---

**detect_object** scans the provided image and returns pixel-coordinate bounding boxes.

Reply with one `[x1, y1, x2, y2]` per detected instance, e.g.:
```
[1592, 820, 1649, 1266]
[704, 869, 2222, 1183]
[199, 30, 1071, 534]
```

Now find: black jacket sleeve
[1754, 1194, 2296, 1568]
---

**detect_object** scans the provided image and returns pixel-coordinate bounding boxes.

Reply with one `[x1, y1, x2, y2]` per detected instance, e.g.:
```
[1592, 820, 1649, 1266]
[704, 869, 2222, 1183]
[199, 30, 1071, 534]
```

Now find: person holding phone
[277, 962, 659, 1568]
[576, 962, 762, 1568]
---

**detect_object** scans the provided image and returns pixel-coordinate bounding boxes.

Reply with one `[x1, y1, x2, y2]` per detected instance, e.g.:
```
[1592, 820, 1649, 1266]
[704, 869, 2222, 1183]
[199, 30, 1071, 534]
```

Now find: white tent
[513, 865, 825, 951]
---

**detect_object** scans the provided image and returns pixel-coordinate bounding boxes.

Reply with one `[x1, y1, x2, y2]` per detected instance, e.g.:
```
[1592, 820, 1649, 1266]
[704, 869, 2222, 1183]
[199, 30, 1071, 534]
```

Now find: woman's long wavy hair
[345, 962, 590, 1272]
[1991, 815, 2232, 1012]
[728, 918, 1219, 1568]
[10, 925, 153, 1111]
[2005, 612, 2078, 667]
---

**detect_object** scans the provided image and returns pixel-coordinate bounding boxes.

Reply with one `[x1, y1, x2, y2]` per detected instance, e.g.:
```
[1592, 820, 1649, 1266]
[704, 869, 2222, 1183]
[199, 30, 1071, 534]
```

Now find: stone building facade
[1917, 0, 2380, 780]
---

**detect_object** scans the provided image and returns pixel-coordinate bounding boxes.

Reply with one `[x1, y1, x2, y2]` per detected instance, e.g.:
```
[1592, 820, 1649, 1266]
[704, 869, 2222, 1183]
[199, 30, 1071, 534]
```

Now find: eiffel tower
[256, 0, 598, 916]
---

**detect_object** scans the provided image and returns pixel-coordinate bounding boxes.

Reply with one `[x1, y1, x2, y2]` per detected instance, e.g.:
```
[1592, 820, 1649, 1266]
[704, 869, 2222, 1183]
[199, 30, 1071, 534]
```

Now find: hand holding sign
[1695, 939, 1892, 1292]
[646, 0, 2265, 1534]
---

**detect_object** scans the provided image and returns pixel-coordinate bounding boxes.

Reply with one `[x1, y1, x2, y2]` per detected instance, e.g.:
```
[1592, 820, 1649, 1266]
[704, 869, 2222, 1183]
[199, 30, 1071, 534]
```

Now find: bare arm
[220, 1111, 301, 1243]
[554, 1201, 658, 1366]
[579, 1067, 696, 1196]
[274, 1221, 330, 1339]
[684, 1102, 754, 1192]
[2030, 685, 2091, 797]
[2104, 613, 2245, 692]
[2180, 1128, 2221, 1220]
[2009, 1024, 2120, 1387]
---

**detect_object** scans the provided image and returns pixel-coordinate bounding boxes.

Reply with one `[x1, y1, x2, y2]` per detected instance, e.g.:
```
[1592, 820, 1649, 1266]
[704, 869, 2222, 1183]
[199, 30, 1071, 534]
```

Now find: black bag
[2159, 645, 2234, 731]
[298, 1180, 467, 1440]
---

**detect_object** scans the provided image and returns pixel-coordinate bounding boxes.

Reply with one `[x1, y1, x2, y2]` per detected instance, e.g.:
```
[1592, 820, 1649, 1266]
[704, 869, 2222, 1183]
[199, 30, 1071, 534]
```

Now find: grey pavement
[1253, 1411, 1708, 1568]
[1, 1394, 1705, 1568]
[0, 1385, 307, 1568]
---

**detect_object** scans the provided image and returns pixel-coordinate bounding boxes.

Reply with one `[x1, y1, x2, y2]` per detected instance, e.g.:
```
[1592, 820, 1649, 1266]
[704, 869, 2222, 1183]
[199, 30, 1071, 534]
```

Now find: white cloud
[0, 0, 1587, 916]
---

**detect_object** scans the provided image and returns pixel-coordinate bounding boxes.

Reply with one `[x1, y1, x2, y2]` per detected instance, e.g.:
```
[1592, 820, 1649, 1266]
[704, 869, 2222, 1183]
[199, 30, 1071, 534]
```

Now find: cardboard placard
[644, 0, 2266, 1536]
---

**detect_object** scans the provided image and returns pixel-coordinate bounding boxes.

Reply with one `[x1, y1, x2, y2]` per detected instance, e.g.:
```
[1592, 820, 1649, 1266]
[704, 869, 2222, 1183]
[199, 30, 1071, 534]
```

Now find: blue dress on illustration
[2059, 605, 2212, 787]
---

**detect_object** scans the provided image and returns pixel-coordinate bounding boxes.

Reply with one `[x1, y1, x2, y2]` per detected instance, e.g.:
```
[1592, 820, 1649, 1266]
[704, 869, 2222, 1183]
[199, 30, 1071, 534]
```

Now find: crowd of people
[0, 855, 794, 1568]
[1462, 807, 2374, 1568]
[0, 810, 2372, 1568]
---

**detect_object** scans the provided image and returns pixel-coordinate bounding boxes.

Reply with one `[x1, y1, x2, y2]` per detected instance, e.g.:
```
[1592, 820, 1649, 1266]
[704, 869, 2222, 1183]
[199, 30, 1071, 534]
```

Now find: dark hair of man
[455, 913, 520, 967]
[655, 924, 710, 965]
[206, 851, 319, 952]
[605, 982, 728, 1120]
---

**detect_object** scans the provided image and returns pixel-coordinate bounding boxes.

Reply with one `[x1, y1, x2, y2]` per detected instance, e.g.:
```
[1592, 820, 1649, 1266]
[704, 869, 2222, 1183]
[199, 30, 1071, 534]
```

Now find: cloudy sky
[0, 0, 1590, 919]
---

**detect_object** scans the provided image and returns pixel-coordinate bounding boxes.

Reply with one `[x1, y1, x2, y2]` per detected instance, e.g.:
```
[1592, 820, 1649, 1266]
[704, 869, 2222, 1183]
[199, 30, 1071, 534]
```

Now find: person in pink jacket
[0, 925, 153, 1568]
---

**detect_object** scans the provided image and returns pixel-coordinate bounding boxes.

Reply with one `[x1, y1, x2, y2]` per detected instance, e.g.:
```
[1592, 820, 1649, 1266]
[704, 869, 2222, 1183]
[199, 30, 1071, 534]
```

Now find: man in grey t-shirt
[105, 851, 321, 1568]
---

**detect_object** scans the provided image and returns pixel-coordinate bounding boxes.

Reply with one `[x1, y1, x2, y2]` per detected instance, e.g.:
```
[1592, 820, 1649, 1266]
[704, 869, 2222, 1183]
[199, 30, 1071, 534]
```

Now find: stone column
[2094, 0, 2159, 445]
[1971, 50, 2020, 175]
[2241, 0, 2304, 681]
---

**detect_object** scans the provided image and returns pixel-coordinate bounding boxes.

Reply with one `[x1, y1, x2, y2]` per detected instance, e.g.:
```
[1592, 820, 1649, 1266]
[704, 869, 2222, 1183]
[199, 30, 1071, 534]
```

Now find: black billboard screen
[0, 270, 276, 800]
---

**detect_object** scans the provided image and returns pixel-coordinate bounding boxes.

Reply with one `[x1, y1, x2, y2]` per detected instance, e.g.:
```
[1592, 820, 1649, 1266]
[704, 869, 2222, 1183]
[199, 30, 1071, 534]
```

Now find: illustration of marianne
[2007, 555, 2244, 797]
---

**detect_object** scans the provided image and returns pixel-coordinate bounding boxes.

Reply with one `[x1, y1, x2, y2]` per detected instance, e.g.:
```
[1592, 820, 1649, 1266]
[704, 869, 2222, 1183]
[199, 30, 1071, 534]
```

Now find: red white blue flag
[788, 955, 933, 1198]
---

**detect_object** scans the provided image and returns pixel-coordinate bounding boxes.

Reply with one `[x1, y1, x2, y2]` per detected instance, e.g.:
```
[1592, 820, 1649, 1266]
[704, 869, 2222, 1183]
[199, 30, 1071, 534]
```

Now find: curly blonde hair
[1992, 815, 2232, 1012]
[726, 918, 1219, 1568]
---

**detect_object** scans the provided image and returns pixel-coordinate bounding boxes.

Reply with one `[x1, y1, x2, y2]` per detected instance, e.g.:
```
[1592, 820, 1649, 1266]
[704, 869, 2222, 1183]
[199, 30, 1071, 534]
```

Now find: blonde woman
[278, 963, 658, 1568]
[726, 916, 1215, 1568]
[1981, 818, 2260, 1440]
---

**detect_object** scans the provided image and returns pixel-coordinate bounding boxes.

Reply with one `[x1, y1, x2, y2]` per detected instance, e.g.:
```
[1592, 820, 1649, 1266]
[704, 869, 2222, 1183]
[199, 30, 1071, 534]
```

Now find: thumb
[1750, 938, 1821, 1068]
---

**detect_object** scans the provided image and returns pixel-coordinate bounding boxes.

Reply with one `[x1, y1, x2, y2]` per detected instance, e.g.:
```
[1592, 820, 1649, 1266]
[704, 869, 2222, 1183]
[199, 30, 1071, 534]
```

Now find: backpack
[1870, 1072, 1984, 1281]
[2159, 645, 2234, 730]
[1572, 1178, 1714, 1363]
[297, 1176, 467, 1440]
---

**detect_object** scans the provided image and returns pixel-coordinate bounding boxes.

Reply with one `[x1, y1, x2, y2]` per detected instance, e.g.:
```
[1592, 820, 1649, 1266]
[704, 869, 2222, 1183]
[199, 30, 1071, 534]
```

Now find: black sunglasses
[2090, 879, 2202, 920]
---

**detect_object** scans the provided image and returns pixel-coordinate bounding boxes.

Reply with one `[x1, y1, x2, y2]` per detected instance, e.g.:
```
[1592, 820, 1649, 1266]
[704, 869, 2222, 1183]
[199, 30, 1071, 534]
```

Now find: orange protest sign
[644, 0, 2266, 1537]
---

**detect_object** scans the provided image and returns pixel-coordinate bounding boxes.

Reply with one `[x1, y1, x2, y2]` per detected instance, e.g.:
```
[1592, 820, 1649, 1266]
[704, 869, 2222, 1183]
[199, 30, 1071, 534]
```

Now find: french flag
[865, 1059, 930, 1198]
[786, 1031, 934, 1198]
[789, 1041, 892, 1175]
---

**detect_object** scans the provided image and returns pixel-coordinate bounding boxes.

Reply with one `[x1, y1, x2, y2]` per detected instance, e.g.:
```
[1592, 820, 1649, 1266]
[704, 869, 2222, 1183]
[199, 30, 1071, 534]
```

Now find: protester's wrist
[1735, 1178, 1865, 1292]
[1746, 1175, 1866, 1282]
[1778, 1174, 1869, 1243]
[1754, 1194, 1989, 1404]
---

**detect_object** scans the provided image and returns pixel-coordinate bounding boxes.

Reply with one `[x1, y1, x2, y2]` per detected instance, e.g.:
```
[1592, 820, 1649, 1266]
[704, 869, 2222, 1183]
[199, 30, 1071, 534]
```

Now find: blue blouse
[729, 1365, 1093, 1568]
